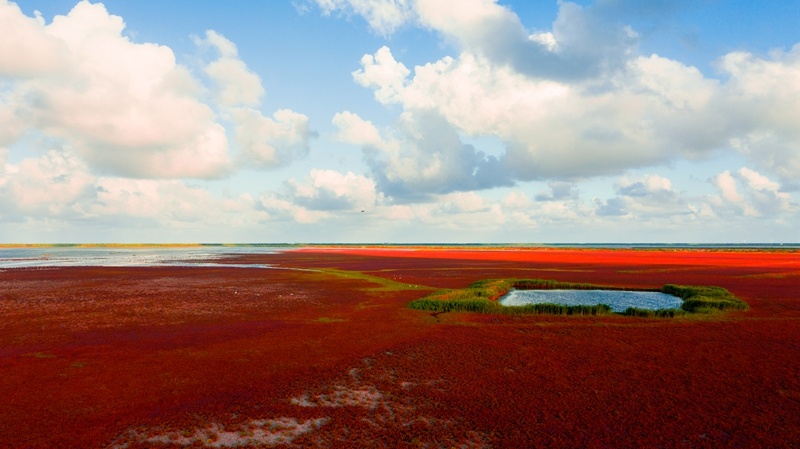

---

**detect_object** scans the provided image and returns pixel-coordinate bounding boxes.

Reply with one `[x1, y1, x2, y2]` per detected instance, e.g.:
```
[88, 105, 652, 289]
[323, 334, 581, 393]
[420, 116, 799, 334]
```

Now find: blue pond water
[500, 289, 683, 313]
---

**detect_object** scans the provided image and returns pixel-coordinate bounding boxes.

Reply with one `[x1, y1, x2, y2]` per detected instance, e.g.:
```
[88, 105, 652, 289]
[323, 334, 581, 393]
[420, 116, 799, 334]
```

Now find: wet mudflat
[1, 247, 799, 448]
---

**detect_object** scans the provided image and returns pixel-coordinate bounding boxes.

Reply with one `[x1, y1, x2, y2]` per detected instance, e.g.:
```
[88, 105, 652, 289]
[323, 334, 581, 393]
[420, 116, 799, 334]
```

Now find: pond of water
[499, 289, 683, 313]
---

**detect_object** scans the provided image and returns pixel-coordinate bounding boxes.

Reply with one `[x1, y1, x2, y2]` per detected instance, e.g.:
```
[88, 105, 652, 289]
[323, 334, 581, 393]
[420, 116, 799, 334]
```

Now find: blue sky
[1, 0, 799, 243]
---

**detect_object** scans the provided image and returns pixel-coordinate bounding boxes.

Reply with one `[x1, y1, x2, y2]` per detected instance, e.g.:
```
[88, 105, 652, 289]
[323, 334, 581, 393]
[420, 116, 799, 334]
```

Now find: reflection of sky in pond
[0, 246, 290, 269]
[500, 289, 683, 313]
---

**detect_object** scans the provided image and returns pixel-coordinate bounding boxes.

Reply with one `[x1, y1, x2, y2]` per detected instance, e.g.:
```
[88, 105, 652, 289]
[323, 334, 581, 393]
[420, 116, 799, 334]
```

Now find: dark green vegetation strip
[309, 268, 434, 292]
[408, 279, 748, 317]
[661, 284, 749, 313]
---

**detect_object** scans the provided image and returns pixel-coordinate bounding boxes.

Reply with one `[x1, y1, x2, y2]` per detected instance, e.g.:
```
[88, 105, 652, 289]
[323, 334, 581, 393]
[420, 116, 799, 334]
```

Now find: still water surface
[500, 289, 683, 313]
[0, 246, 288, 268]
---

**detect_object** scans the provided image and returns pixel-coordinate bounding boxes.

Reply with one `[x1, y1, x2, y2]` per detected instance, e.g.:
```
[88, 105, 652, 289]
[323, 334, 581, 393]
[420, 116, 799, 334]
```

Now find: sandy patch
[111, 417, 328, 448]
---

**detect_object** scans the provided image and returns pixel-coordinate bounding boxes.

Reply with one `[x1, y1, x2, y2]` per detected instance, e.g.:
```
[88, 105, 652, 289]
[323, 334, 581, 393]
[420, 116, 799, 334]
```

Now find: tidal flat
[1, 246, 798, 448]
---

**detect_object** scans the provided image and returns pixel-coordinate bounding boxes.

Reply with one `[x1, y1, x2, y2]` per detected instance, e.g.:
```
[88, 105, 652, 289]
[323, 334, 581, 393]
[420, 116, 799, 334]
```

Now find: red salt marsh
[1, 247, 799, 448]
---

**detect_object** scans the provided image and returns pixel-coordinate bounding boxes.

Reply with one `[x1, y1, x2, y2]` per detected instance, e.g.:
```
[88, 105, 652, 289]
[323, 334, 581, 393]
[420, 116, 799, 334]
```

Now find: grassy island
[408, 278, 748, 317]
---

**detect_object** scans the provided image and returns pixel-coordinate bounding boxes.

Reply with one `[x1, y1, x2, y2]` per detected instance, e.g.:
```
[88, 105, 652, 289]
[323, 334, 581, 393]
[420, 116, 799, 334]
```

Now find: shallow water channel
[499, 289, 683, 313]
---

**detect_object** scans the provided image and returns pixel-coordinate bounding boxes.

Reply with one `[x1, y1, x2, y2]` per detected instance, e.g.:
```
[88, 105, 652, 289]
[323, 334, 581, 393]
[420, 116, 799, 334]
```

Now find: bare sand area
[1, 247, 799, 448]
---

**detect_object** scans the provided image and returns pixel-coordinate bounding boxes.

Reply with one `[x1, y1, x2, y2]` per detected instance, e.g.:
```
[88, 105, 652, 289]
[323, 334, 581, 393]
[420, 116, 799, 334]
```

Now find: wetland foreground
[1, 246, 799, 448]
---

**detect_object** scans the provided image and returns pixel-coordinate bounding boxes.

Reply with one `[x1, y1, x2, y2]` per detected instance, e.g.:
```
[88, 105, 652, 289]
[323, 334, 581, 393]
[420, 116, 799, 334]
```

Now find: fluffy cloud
[203, 0, 800, 242]
[353, 191, 506, 233]
[0, 145, 267, 231]
[322, 0, 638, 80]
[85, 178, 264, 226]
[712, 168, 795, 217]
[709, 167, 800, 221]
[199, 30, 265, 108]
[594, 197, 628, 217]
[415, 0, 637, 80]
[594, 174, 695, 220]
[312, 0, 414, 35]
[332, 109, 512, 200]
[3, 0, 799, 242]
[255, 169, 381, 225]
[353, 46, 723, 180]
[0, 102, 24, 147]
[0, 1, 66, 77]
[605, 174, 694, 219]
[713, 171, 745, 205]
[324, 168, 795, 241]
[616, 175, 674, 199]
[233, 108, 313, 168]
[0, 149, 94, 216]
[192, 29, 314, 169]
[353, 46, 410, 104]
[720, 45, 800, 181]
[535, 181, 578, 202]
[0, 1, 320, 238]
[738, 168, 794, 215]
[257, 193, 330, 224]
[332, 111, 385, 148]
[335, 0, 800, 190]
[2, 1, 315, 179]
[285, 169, 380, 211]
[1, 1, 233, 179]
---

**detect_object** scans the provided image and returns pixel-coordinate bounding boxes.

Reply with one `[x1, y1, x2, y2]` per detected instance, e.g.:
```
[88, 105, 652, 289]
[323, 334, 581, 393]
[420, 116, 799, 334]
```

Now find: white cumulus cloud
[332, 111, 385, 148]
[312, 0, 414, 35]
[1, 1, 234, 179]
[720, 45, 800, 181]
[336, 0, 800, 194]
[198, 30, 265, 108]
[711, 168, 795, 218]
[2, 2, 318, 180]
[353, 46, 410, 104]
[285, 169, 381, 211]
[351, 45, 727, 181]
[0, 1, 66, 77]
[0, 148, 94, 216]
[233, 108, 313, 168]
[338, 109, 512, 200]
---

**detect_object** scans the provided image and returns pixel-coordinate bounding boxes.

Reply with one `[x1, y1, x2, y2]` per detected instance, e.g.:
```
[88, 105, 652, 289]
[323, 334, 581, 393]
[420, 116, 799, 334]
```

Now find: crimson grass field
[1, 247, 799, 448]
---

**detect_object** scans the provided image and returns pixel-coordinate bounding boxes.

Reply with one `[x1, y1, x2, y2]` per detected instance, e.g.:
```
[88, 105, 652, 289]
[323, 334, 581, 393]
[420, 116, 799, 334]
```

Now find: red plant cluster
[1, 247, 798, 448]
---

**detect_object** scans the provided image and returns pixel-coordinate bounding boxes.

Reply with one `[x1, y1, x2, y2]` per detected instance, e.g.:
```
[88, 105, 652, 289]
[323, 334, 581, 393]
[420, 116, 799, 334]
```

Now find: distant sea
[0, 243, 797, 269]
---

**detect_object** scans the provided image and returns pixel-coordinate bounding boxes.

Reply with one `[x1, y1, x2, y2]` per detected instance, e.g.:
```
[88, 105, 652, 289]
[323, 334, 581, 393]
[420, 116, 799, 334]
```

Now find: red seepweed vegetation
[1, 247, 799, 448]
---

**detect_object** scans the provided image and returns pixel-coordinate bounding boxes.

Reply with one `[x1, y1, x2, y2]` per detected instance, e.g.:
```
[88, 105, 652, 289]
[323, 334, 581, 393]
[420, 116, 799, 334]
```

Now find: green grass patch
[310, 268, 435, 293]
[620, 307, 685, 318]
[408, 278, 747, 318]
[661, 284, 749, 313]
[408, 279, 615, 316]
[315, 317, 346, 323]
